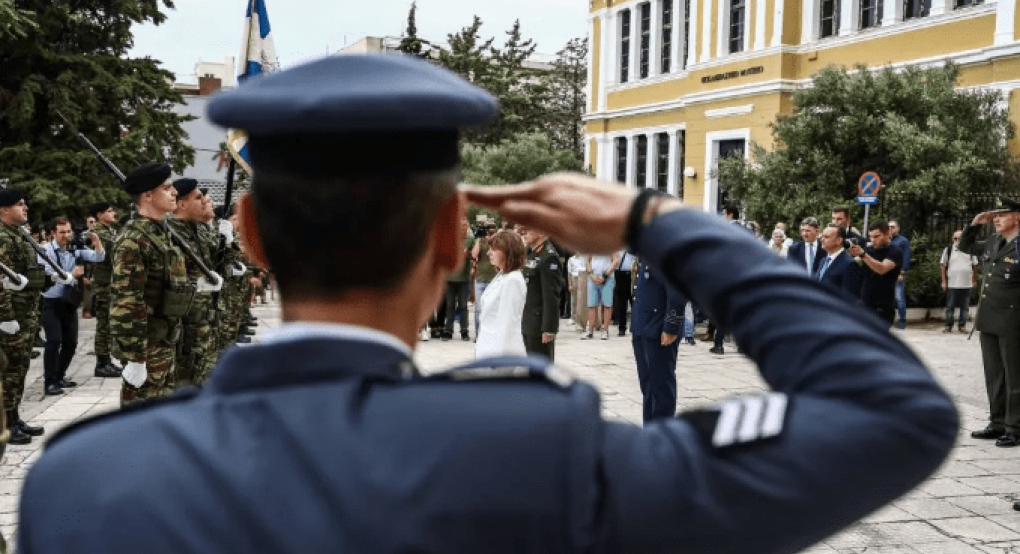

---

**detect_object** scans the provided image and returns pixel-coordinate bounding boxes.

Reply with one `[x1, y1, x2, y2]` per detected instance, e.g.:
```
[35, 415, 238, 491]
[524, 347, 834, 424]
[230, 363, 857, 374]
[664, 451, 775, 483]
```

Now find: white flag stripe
[736, 395, 766, 442]
[712, 400, 743, 447]
[760, 393, 788, 438]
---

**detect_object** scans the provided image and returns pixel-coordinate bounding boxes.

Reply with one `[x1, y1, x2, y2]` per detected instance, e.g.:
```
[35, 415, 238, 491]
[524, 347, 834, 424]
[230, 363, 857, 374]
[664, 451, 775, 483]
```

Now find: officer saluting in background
[520, 225, 562, 360]
[20, 54, 956, 554]
[959, 196, 1020, 447]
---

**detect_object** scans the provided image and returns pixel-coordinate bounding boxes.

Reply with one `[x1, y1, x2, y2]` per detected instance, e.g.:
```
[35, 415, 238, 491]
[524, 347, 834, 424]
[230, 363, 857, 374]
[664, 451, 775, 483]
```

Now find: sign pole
[863, 205, 871, 237]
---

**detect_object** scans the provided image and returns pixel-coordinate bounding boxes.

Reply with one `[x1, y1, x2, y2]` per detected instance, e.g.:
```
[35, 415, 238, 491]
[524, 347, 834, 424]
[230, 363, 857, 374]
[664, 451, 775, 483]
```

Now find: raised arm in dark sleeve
[596, 208, 958, 554]
[958, 224, 987, 257]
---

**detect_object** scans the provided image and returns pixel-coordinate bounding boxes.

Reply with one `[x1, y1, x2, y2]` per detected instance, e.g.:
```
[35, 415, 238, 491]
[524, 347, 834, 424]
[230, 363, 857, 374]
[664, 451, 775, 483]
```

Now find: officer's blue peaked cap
[207, 54, 499, 176]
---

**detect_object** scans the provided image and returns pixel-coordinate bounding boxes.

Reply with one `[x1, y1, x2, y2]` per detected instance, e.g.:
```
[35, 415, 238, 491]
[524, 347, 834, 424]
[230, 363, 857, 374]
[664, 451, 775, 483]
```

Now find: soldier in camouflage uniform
[213, 207, 251, 354]
[111, 164, 199, 404]
[88, 202, 122, 378]
[0, 190, 48, 444]
[168, 179, 222, 387]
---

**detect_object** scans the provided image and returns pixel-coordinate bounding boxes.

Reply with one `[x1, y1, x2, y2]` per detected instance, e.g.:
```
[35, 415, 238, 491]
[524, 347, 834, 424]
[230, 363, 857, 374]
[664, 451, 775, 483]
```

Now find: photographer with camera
[39, 217, 105, 395]
[470, 221, 496, 338]
[848, 221, 903, 327]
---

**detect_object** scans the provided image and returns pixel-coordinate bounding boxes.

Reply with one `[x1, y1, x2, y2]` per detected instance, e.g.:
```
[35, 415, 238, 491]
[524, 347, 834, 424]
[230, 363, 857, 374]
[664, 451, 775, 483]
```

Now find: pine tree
[397, 2, 426, 57]
[0, 0, 194, 221]
[548, 37, 588, 164]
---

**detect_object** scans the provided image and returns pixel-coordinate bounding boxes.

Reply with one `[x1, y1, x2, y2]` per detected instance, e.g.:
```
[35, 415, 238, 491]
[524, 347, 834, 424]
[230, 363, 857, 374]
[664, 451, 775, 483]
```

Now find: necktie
[807, 243, 815, 275]
[817, 256, 831, 280]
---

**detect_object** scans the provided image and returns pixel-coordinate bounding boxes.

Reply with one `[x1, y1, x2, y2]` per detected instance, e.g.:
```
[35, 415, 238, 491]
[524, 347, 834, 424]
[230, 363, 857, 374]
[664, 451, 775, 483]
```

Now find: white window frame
[704, 128, 751, 213]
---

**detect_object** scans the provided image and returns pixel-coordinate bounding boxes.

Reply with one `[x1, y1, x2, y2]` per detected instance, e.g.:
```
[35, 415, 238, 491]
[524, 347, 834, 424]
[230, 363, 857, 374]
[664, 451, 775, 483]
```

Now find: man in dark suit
[521, 227, 563, 361]
[959, 196, 1020, 447]
[816, 224, 861, 300]
[631, 261, 685, 423]
[787, 217, 825, 276]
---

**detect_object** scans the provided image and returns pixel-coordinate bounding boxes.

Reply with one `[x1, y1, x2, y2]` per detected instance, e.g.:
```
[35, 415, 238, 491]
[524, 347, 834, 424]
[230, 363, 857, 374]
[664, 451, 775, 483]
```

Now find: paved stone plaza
[1, 301, 1018, 552]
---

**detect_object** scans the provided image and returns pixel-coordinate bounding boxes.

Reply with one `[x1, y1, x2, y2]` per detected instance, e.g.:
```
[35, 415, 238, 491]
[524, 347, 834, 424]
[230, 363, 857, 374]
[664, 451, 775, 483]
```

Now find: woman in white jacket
[475, 230, 528, 359]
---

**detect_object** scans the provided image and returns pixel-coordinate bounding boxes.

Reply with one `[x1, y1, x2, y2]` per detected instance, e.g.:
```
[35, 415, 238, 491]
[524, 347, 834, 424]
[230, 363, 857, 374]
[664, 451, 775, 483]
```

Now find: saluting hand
[972, 212, 994, 226]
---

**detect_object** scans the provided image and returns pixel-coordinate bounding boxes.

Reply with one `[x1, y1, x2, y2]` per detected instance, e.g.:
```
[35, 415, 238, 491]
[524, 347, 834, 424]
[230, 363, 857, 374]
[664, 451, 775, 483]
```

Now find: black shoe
[239, 326, 256, 336]
[44, 384, 65, 396]
[235, 335, 252, 344]
[1014, 501, 1020, 512]
[685, 337, 696, 346]
[7, 426, 31, 445]
[95, 364, 121, 378]
[709, 346, 724, 355]
[31, 350, 40, 359]
[995, 433, 1020, 447]
[958, 326, 967, 333]
[59, 379, 77, 388]
[441, 334, 452, 341]
[461, 333, 470, 341]
[34, 337, 45, 348]
[971, 426, 1006, 439]
[16, 420, 44, 437]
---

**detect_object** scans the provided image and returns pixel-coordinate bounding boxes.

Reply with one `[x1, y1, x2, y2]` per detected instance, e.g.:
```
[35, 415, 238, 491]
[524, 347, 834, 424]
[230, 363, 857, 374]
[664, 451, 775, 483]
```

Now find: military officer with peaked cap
[19, 54, 957, 554]
[959, 196, 1020, 447]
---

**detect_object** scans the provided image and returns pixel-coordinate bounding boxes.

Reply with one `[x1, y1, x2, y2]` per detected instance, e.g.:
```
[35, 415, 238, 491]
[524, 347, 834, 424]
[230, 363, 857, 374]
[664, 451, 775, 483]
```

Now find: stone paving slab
[1, 304, 1017, 552]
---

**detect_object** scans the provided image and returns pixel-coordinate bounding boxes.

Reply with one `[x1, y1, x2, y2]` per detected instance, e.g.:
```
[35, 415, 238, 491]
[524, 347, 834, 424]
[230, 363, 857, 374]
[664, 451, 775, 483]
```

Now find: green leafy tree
[0, 0, 37, 39]
[718, 63, 1015, 231]
[397, 1, 428, 57]
[461, 133, 582, 186]
[547, 37, 588, 165]
[0, 0, 194, 221]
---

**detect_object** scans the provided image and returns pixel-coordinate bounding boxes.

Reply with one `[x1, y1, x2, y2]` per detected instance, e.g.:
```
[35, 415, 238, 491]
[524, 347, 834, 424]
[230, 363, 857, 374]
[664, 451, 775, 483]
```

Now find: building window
[661, 0, 673, 74]
[636, 135, 648, 187]
[860, 0, 882, 29]
[904, 0, 930, 19]
[639, 3, 651, 79]
[620, 10, 631, 83]
[615, 137, 628, 184]
[677, 130, 686, 198]
[729, 0, 746, 54]
[820, 0, 840, 37]
[655, 133, 670, 192]
[954, 0, 981, 7]
[682, 0, 690, 69]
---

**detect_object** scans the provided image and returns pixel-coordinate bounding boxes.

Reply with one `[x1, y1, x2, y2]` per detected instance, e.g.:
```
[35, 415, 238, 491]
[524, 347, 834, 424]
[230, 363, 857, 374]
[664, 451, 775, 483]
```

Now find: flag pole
[223, 0, 255, 214]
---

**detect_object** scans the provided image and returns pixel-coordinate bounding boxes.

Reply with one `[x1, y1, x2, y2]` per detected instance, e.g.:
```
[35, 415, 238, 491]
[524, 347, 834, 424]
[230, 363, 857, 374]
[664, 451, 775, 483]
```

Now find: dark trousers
[42, 298, 78, 387]
[612, 270, 633, 332]
[945, 288, 972, 328]
[979, 331, 1020, 433]
[633, 335, 680, 423]
[869, 303, 896, 328]
[444, 281, 470, 337]
[523, 333, 555, 361]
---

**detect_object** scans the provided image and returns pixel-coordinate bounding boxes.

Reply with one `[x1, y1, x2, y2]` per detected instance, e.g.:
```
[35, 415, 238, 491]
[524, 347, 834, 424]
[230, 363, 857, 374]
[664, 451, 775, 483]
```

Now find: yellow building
[585, 0, 1020, 211]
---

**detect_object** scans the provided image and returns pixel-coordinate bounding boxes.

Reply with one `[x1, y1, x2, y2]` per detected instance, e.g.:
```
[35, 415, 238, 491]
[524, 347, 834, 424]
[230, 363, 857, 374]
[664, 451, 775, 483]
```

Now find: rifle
[0, 258, 24, 284]
[55, 111, 220, 284]
[18, 227, 70, 282]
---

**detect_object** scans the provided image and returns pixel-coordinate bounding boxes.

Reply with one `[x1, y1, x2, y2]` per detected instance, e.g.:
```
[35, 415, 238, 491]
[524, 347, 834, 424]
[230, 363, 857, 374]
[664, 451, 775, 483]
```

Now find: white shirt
[475, 270, 527, 359]
[567, 255, 586, 277]
[817, 248, 844, 278]
[259, 322, 413, 358]
[941, 245, 979, 289]
[802, 241, 819, 271]
[588, 255, 613, 277]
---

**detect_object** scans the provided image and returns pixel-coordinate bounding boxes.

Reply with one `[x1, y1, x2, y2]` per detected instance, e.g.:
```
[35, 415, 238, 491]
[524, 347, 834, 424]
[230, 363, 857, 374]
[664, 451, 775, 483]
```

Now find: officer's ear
[237, 194, 269, 269]
[432, 192, 465, 274]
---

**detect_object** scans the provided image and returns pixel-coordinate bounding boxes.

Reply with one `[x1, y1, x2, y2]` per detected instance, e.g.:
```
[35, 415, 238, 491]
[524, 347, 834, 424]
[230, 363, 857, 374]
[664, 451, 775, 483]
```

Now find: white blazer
[475, 270, 527, 359]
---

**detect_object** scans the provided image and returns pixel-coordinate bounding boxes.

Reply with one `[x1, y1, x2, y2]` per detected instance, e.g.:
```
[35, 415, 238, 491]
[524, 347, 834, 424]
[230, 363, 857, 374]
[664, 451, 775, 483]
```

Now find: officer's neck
[137, 204, 168, 221]
[282, 290, 419, 351]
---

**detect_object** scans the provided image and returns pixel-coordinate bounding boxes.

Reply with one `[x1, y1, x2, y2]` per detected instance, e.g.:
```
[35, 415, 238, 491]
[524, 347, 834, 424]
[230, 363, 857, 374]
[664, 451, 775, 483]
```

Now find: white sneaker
[581, 331, 594, 340]
[420, 328, 430, 341]
[601, 330, 610, 340]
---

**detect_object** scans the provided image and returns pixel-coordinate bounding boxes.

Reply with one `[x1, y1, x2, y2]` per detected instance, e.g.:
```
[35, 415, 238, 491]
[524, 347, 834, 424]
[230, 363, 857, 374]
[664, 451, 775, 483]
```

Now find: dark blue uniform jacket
[631, 262, 685, 339]
[19, 209, 958, 554]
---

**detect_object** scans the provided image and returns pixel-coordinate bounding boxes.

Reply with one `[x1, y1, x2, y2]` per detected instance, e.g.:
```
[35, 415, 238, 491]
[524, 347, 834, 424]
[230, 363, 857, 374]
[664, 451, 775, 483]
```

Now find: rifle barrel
[17, 228, 70, 281]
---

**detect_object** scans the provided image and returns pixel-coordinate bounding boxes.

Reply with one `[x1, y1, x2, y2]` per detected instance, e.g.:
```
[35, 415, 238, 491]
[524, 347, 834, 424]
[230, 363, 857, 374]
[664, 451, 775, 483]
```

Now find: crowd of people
[0, 173, 269, 448]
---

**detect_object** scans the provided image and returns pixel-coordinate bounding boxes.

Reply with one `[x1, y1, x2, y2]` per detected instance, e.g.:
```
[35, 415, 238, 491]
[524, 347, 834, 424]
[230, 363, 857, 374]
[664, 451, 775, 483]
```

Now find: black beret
[207, 54, 498, 176]
[0, 190, 25, 207]
[991, 196, 1020, 214]
[88, 202, 112, 217]
[124, 163, 172, 195]
[173, 178, 199, 199]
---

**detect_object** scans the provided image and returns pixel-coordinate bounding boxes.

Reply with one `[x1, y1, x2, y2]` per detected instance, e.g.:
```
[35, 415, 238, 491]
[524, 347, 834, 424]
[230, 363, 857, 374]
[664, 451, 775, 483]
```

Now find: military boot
[95, 354, 121, 378]
[5, 413, 30, 445]
[14, 409, 43, 437]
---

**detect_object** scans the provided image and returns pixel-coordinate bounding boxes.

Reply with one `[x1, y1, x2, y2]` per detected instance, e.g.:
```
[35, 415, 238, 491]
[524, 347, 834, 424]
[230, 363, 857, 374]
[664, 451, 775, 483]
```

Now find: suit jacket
[816, 250, 861, 302]
[959, 225, 1020, 336]
[19, 209, 957, 554]
[631, 262, 685, 338]
[787, 240, 825, 274]
[522, 240, 563, 336]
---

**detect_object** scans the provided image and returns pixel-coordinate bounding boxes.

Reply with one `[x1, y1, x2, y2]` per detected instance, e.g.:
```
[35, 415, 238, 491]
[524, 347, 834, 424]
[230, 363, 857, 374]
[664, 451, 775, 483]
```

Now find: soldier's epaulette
[422, 356, 576, 389]
[45, 387, 201, 450]
[677, 392, 789, 450]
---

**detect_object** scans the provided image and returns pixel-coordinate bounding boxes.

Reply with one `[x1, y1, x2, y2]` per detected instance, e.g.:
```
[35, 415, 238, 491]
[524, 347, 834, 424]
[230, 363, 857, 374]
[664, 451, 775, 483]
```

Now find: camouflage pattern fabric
[0, 223, 45, 419]
[110, 217, 191, 405]
[168, 218, 217, 387]
[214, 236, 248, 357]
[194, 223, 222, 384]
[91, 221, 119, 359]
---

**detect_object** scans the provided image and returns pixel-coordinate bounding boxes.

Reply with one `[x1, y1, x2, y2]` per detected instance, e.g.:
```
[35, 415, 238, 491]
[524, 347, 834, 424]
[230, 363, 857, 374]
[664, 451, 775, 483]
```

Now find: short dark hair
[724, 205, 740, 219]
[489, 230, 526, 272]
[832, 206, 850, 219]
[869, 220, 890, 233]
[51, 217, 71, 229]
[252, 169, 457, 300]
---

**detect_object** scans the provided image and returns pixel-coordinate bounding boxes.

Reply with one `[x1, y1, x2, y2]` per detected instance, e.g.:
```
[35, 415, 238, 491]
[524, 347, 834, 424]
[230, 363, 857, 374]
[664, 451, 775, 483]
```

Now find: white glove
[56, 272, 75, 286]
[218, 219, 234, 246]
[231, 262, 247, 277]
[0, 321, 20, 335]
[1, 274, 28, 291]
[122, 362, 147, 388]
[197, 272, 224, 293]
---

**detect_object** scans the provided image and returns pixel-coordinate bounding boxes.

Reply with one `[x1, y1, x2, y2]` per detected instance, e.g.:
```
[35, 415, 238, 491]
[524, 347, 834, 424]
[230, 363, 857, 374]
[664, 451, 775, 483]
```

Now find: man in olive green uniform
[168, 179, 222, 387]
[520, 226, 563, 361]
[214, 207, 251, 353]
[111, 164, 200, 404]
[88, 202, 122, 378]
[0, 190, 49, 444]
[959, 196, 1020, 447]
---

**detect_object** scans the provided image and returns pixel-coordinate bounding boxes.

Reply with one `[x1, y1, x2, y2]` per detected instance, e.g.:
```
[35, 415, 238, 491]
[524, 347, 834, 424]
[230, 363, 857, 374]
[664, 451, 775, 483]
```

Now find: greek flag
[227, 0, 279, 173]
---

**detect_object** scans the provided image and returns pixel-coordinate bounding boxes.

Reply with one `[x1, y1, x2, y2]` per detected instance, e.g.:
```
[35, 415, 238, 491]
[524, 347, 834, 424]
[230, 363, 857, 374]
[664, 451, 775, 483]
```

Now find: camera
[70, 227, 93, 250]
[473, 225, 491, 240]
